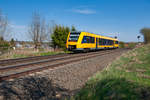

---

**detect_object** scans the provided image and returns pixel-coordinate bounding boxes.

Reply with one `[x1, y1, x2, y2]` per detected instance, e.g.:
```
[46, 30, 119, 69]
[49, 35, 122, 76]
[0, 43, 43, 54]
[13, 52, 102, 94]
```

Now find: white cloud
[73, 9, 96, 14]
[106, 32, 120, 37]
[68, 5, 97, 15]
[10, 24, 27, 30]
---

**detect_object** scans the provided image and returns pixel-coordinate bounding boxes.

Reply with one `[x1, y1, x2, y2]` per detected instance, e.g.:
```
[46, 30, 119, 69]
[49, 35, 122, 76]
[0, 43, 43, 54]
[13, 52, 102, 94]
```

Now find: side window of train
[86, 36, 90, 43]
[96, 38, 99, 44]
[107, 40, 111, 45]
[108, 40, 110, 45]
[103, 39, 105, 45]
[107, 40, 109, 45]
[115, 41, 119, 44]
[82, 36, 95, 43]
[101, 39, 104, 45]
[99, 39, 113, 45]
[110, 40, 112, 45]
[82, 36, 90, 43]
[111, 40, 113, 45]
[99, 39, 102, 45]
[105, 39, 108, 45]
[101, 39, 103, 45]
[90, 37, 95, 43]
[82, 36, 87, 43]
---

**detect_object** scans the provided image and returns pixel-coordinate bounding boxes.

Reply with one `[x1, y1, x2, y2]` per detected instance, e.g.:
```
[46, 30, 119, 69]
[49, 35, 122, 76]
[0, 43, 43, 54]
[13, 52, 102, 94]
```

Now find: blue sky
[0, 0, 150, 42]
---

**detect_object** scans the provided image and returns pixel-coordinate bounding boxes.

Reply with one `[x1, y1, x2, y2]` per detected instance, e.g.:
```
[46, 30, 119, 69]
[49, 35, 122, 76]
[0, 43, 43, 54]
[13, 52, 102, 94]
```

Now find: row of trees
[1, 8, 149, 52]
[0, 9, 77, 51]
[28, 12, 77, 50]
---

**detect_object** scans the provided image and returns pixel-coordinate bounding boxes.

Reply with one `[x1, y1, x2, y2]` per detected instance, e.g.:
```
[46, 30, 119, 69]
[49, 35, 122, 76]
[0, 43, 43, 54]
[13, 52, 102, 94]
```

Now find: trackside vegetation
[73, 44, 150, 100]
[51, 25, 76, 50]
[140, 28, 150, 44]
[119, 42, 137, 49]
[11, 51, 67, 59]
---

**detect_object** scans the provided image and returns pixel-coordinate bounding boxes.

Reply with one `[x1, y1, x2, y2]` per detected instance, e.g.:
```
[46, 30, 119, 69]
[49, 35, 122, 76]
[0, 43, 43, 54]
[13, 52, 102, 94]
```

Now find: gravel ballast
[0, 50, 128, 100]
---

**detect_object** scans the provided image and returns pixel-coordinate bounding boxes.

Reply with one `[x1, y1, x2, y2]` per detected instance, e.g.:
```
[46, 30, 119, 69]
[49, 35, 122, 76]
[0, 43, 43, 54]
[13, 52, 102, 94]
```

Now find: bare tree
[47, 20, 55, 42]
[28, 12, 48, 49]
[0, 9, 9, 40]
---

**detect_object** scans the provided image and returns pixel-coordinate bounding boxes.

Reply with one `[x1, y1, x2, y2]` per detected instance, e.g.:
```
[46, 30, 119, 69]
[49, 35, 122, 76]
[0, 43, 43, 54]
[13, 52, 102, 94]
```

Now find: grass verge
[12, 51, 68, 59]
[74, 44, 150, 100]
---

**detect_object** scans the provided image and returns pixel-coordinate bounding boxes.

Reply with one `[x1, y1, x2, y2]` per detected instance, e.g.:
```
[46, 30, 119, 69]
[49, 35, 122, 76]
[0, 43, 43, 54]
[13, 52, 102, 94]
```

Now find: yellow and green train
[66, 31, 119, 52]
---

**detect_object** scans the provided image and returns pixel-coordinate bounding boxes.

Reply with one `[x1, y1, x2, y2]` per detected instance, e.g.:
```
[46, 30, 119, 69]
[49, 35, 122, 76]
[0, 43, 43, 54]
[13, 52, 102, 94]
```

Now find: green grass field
[74, 44, 150, 100]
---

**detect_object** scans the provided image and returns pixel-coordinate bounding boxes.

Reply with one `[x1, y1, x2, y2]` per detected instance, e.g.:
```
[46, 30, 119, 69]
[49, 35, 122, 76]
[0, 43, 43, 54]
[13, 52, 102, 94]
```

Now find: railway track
[0, 50, 112, 68]
[0, 49, 127, 82]
[0, 53, 69, 66]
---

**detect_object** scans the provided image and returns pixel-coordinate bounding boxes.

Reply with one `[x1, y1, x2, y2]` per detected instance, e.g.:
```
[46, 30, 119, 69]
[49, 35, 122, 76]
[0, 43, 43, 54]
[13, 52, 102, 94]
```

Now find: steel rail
[0, 50, 114, 72]
[0, 49, 125, 82]
[0, 53, 70, 66]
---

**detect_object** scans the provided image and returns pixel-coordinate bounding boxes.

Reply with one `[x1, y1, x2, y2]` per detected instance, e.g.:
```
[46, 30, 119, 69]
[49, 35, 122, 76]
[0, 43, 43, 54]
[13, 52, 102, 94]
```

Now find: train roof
[70, 31, 118, 41]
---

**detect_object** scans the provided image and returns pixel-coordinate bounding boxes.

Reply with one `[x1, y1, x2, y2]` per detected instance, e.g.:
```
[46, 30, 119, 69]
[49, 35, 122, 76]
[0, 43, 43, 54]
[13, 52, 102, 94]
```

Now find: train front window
[115, 41, 119, 44]
[69, 32, 80, 42]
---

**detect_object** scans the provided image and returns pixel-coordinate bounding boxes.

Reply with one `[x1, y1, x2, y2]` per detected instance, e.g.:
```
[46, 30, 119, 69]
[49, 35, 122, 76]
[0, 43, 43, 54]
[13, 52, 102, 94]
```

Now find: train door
[96, 38, 98, 49]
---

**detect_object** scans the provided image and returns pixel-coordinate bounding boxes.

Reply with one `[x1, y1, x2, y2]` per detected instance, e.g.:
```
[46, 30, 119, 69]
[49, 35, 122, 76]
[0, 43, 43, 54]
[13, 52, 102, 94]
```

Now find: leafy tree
[51, 25, 70, 50]
[0, 37, 4, 41]
[71, 25, 76, 31]
[140, 28, 150, 44]
[10, 38, 15, 47]
[0, 39, 10, 53]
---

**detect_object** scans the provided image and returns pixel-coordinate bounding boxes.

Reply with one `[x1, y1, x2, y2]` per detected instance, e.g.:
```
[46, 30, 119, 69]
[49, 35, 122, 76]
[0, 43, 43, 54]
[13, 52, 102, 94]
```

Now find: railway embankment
[0, 49, 128, 100]
[74, 44, 150, 100]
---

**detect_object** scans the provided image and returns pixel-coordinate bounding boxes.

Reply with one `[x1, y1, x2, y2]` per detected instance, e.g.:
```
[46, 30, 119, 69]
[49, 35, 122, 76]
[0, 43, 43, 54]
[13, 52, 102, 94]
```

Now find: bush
[128, 43, 137, 48]
[119, 41, 125, 48]
[51, 25, 77, 50]
[0, 41, 10, 53]
[140, 28, 150, 44]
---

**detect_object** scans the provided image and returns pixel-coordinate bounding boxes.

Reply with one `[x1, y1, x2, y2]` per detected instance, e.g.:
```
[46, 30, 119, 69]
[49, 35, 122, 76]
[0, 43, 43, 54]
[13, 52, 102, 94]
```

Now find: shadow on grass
[0, 76, 72, 100]
[75, 78, 150, 100]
